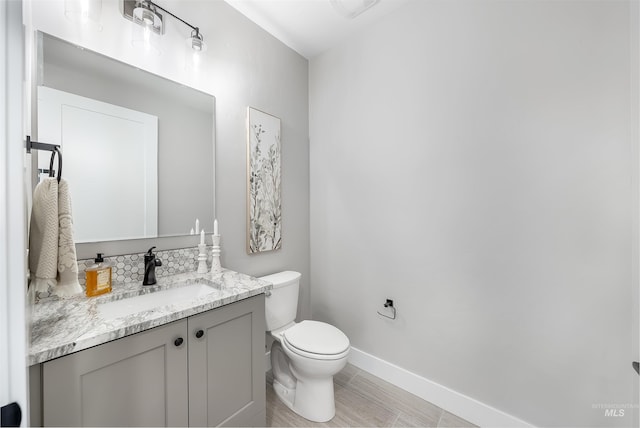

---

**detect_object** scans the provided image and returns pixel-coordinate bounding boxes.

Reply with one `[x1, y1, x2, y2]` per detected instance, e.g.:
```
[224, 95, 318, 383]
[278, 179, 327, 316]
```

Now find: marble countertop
[28, 269, 272, 365]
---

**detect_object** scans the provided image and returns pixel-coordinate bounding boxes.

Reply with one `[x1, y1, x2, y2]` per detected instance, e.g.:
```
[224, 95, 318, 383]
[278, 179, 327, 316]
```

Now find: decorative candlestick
[197, 243, 208, 274]
[210, 234, 222, 274]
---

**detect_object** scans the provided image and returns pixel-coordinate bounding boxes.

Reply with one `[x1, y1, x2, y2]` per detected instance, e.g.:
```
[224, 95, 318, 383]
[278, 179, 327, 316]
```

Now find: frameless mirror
[32, 32, 215, 255]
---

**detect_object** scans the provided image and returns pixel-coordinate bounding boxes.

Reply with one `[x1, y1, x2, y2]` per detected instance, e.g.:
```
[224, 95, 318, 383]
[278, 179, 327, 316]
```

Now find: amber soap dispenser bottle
[85, 253, 112, 297]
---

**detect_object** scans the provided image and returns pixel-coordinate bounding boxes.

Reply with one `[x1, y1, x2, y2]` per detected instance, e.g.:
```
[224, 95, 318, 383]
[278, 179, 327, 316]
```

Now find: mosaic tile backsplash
[34, 246, 213, 301]
[77, 247, 212, 286]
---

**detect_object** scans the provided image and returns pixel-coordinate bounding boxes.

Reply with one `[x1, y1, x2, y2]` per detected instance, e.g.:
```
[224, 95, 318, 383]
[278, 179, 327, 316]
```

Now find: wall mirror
[31, 32, 215, 257]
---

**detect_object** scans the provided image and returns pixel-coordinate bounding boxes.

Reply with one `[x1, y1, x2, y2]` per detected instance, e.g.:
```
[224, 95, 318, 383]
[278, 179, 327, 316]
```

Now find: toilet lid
[283, 320, 350, 355]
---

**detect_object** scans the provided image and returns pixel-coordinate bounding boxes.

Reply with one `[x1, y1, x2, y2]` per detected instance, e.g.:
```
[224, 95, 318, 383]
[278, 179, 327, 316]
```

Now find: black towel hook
[48, 147, 62, 183]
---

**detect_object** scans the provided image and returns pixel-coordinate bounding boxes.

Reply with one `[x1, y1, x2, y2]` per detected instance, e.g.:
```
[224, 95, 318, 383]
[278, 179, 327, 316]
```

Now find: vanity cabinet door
[187, 295, 266, 427]
[42, 319, 189, 427]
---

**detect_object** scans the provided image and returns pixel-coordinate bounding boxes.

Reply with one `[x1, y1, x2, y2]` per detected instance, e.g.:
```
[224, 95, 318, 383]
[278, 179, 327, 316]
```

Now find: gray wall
[309, 0, 638, 426]
[195, 1, 311, 320]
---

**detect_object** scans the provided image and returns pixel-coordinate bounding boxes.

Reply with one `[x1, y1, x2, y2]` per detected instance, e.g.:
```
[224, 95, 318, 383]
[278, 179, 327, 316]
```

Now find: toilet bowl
[260, 271, 350, 422]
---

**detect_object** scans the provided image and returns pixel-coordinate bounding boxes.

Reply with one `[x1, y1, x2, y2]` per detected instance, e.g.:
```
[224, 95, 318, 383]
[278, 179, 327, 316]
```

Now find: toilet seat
[282, 320, 350, 360]
[282, 337, 350, 361]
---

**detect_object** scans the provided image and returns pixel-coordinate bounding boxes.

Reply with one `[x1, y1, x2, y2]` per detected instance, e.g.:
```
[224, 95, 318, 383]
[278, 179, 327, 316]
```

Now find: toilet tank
[260, 271, 301, 332]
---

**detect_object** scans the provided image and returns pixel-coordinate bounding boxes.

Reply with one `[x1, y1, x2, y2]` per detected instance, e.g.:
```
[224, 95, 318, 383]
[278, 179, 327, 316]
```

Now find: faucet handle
[148, 247, 162, 266]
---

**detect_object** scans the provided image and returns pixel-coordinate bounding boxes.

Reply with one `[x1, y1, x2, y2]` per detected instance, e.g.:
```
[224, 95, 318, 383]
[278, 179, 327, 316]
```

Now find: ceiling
[223, 0, 415, 59]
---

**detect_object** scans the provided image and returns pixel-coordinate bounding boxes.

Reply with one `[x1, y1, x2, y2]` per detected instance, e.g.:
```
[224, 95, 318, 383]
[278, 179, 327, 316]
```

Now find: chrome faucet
[143, 246, 162, 285]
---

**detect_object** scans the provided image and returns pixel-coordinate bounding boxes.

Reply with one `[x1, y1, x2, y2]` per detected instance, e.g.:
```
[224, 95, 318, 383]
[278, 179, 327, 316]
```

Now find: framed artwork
[247, 107, 282, 254]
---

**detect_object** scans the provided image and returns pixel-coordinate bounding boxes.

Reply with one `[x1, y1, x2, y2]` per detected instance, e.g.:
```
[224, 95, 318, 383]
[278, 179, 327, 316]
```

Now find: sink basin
[98, 283, 218, 320]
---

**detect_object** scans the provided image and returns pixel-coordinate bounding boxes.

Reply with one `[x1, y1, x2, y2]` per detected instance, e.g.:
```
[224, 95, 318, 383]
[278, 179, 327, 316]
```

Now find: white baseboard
[348, 347, 534, 428]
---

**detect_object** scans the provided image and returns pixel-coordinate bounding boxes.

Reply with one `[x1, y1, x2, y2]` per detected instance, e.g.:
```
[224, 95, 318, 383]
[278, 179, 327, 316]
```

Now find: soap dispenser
[85, 253, 112, 297]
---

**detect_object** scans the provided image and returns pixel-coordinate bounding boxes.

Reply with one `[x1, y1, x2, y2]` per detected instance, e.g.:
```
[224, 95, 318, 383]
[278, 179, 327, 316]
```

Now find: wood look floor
[266, 364, 477, 427]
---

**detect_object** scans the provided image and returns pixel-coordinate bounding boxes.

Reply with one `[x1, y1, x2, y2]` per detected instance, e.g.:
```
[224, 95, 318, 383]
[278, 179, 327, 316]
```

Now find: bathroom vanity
[28, 270, 272, 427]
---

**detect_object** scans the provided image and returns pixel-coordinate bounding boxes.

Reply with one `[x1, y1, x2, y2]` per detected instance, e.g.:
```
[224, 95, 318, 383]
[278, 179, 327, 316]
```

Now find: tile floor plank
[438, 411, 477, 428]
[266, 363, 478, 428]
[346, 370, 443, 426]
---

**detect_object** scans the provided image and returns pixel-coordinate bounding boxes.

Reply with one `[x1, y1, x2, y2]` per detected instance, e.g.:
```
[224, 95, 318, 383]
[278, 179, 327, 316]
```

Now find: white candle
[200, 229, 205, 245]
[213, 219, 219, 235]
[190, 227, 194, 235]
[195, 218, 200, 234]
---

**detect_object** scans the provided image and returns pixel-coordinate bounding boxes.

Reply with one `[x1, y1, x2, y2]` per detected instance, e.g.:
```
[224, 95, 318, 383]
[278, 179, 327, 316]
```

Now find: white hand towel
[29, 177, 82, 297]
[56, 179, 82, 296]
[29, 178, 59, 293]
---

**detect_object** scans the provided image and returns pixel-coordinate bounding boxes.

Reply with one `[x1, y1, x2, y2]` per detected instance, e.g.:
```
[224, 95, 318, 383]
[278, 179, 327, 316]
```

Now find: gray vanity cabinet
[42, 318, 189, 427]
[39, 295, 265, 427]
[188, 293, 266, 427]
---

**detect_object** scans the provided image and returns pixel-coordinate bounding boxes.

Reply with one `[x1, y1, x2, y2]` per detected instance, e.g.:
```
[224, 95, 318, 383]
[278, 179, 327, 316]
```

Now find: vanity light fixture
[186, 27, 207, 68]
[123, 0, 207, 56]
[132, 0, 163, 35]
[188, 28, 207, 53]
[127, 0, 162, 54]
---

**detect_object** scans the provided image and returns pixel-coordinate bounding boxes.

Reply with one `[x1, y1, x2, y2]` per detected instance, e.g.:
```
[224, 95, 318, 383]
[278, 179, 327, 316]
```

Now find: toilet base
[272, 378, 295, 409]
[270, 341, 338, 423]
[272, 377, 336, 423]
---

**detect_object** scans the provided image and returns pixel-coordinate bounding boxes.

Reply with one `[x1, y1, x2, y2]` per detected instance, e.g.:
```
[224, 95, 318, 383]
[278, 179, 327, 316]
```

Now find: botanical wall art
[247, 107, 282, 254]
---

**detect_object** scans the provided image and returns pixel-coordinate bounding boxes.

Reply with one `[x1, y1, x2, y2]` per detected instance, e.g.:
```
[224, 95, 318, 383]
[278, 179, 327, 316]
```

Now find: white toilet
[260, 271, 350, 423]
